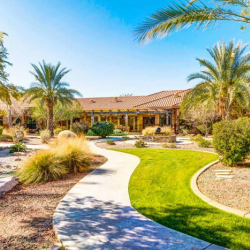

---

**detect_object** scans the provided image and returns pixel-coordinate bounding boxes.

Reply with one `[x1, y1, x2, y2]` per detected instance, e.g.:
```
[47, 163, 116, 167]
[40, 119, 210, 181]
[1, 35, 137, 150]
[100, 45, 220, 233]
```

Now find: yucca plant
[181, 40, 250, 120]
[26, 61, 82, 135]
[18, 151, 68, 184]
[135, 0, 250, 43]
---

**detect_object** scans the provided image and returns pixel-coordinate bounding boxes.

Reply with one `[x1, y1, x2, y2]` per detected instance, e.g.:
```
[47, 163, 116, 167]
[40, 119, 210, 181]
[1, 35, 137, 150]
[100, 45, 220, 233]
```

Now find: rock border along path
[53, 142, 227, 249]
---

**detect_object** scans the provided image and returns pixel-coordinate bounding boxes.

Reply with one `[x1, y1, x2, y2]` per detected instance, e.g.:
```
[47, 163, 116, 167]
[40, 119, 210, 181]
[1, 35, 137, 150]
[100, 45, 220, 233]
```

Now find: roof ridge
[134, 90, 185, 107]
[76, 95, 145, 100]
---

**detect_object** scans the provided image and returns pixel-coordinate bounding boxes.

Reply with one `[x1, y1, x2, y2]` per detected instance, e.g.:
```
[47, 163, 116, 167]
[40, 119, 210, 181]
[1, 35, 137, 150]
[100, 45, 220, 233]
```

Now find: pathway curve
[53, 142, 227, 250]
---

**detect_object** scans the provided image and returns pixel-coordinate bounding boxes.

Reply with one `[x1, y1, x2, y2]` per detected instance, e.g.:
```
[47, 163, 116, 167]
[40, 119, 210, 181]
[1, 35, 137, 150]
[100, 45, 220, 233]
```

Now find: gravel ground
[198, 161, 250, 212]
[96, 139, 216, 153]
[0, 154, 107, 250]
[0, 149, 32, 178]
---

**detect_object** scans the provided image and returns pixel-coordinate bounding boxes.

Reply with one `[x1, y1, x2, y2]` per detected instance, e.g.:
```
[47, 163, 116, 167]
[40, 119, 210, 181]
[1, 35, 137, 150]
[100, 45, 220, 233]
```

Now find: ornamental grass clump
[54, 137, 91, 173]
[213, 117, 250, 166]
[40, 129, 51, 144]
[18, 151, 68, 184]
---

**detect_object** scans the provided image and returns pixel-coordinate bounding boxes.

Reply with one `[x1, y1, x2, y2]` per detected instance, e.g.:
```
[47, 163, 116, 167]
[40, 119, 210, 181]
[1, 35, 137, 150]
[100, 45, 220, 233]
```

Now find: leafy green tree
[31, 99, 82, 129]
[26, 61, 82, 135]
[135, 0, 250, 43]
[181, 40, 250, 120]
[0, 32, 20, 104]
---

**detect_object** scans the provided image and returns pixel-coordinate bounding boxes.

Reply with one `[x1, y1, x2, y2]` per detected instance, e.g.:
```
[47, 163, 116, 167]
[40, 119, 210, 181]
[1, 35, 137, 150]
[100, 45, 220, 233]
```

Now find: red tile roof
[76, 90, 189, 110]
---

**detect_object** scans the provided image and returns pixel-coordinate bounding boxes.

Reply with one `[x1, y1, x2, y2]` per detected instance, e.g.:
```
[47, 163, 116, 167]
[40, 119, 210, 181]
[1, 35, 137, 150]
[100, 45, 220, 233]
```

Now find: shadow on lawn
[136, 204, 250, 250]
[54, 196, 217, 250]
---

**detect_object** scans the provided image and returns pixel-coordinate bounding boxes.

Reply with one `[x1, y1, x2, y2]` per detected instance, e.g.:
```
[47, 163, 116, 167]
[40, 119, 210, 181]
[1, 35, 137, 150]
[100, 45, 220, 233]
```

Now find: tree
[181, 40, 250, 120]
[31, 99, 82, 128]
[26, 61, 82, 135]
[135, 0, 250, 43]
[0, 32, 20, 104]
[120, 93, 133, 96]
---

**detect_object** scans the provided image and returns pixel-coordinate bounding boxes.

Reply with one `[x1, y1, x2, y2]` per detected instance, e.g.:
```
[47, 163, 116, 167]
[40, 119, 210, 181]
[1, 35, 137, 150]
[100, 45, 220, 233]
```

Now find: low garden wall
[138, 135, 176, 143]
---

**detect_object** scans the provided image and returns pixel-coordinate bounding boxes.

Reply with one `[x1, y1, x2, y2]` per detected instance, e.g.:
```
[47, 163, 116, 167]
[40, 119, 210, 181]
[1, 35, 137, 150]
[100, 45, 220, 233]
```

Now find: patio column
[98, 115, 101, 121]
[133, 116, 136, 131]
[166, 111, 169, 125]
[91, 111, 94, 126]
[125, 113, 128, 131]
[117, 115, 120, 128]
[173, 109, 177, 133]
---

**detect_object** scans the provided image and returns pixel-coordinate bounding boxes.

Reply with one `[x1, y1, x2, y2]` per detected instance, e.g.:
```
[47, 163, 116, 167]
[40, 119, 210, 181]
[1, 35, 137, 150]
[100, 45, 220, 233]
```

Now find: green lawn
[113, 149, 250, 250]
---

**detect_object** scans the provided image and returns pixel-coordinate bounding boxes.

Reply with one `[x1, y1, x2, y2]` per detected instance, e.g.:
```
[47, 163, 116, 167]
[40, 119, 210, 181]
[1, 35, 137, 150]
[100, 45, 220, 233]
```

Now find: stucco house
[0, 89, 188, 133]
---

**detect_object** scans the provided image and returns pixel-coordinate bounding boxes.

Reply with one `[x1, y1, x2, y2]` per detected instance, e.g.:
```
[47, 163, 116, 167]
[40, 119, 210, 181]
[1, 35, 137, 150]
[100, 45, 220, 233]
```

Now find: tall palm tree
[181, 40, 250, 120]
[135, 0, 250, 43]
[26, 61, 82, 135]
[0, 32, 20, 104]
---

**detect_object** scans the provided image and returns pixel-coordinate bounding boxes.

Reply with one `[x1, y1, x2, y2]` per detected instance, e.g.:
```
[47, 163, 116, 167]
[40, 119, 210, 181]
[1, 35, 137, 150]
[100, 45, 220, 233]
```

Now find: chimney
[174, 93, 180, 98]
[89, 99, 94, 103]
[114, 97, 118, 102]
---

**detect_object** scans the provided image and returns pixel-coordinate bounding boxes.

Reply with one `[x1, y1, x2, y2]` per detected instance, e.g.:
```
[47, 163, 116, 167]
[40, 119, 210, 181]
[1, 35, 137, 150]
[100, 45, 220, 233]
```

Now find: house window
[26, 118, 37, 129]
[0, 117, 3, 126]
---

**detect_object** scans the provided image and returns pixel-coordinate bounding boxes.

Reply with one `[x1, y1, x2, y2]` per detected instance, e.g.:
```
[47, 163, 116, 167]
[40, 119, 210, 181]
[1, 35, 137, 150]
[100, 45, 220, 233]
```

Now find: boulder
[57, 130, 77, 142]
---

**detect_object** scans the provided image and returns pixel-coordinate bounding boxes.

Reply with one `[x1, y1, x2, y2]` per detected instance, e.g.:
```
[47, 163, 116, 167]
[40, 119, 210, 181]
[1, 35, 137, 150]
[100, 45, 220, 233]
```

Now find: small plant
[190, 134, 203, 143]
[54, 128, 62, 135]
[182, 128, 189, 136]
[122, 136, 130, 141]
[91, 121, 114, 138]
[40, 129, 51, 144]
[106, 140, 116, 145]
[111, 129, 128, 136]
[198, 139, 211, 148]
[9, 142, 27, 153]
[162, 143, 176, 148]
[17, 151, 68, 184]
[71, 122, 89, 135]
[86, 130, 97, 136]
[134, 140, 147, 148]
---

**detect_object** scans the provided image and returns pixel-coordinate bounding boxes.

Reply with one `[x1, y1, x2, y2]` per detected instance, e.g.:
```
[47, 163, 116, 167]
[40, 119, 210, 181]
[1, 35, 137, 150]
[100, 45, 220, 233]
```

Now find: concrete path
[53, 142, 227, 250]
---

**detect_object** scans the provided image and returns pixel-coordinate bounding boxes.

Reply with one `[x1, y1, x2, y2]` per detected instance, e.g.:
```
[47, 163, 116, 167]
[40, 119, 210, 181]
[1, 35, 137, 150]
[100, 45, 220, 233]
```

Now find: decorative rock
[0, 177, 18, 194]
[58, 130, 77, 142]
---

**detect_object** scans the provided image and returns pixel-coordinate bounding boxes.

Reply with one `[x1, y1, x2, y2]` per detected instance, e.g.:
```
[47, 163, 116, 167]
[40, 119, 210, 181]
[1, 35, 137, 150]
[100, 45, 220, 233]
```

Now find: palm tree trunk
[46, 103, 54, 136]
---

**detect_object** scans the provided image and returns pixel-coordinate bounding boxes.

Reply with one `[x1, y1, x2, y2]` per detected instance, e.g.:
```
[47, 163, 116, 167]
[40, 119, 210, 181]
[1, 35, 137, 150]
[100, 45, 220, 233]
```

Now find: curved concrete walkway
[53, 142, 227, 250]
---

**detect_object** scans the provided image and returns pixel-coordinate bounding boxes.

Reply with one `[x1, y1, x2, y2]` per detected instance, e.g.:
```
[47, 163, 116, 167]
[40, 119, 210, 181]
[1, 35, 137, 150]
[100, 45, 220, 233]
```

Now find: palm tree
[26, 61, 82, 135]
[135, 0, 250, 43]
[0, 32, 20, 104]
[181, 40, 250, 120]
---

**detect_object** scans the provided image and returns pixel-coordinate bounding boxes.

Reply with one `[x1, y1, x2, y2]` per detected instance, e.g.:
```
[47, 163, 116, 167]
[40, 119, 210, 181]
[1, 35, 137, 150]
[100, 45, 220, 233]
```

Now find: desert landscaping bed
[0, 154, 107, 250]
[198, 161, 250, 212]
[96, 140, 215, 153]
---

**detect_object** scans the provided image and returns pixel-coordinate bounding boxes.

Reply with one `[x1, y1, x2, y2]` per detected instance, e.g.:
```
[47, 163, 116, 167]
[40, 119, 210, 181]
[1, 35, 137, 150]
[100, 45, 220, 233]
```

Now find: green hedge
[213, 117, 250, 166]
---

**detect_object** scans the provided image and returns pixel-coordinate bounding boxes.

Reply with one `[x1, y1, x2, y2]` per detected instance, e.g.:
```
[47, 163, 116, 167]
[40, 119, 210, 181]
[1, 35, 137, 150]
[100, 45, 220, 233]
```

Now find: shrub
[54, 128, 62, 135]
[213, 118, 250, 166]
[40, 129, 51, 144]
[182, 128, 189, 136]
[190, 134, 203, 143]
[106, 140, 115, 145]
[17, 151, 68, 184]
[0, 126, 3, 139]
[91, 121, 114, 138]
[111, 129, 128, 136]
[55, 137, 90, 173]
[198, 139, 211, 148]
[71, 122, 89, 135]
[86, 130, 97, 136]
[142, 126, 156, 135]
[142, 126, 172, 136]
[9, 142, 27, 153]
[134, 140, 147, 148]
[197, 125, 207, 135]
[122, 136, 130, 141]
[160, 126, 173, 135]
[162, 143, 176, 148]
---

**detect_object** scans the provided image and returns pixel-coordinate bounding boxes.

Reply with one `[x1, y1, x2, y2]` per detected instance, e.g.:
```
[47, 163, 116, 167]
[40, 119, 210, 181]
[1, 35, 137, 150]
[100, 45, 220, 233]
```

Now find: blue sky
[1, 0, 250, 97]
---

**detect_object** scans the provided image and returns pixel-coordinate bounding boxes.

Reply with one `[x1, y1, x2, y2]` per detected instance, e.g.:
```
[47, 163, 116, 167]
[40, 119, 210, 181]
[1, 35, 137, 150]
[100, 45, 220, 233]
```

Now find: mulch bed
[198, 161, 250, 212]
[0, 154, 107, 250]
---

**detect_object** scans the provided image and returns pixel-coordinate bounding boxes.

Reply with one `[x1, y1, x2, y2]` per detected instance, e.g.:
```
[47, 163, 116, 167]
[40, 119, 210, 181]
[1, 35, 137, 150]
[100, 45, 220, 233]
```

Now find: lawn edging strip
[191, 159, 250, 219]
